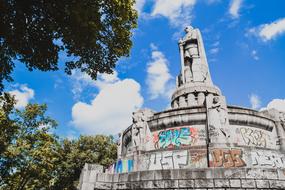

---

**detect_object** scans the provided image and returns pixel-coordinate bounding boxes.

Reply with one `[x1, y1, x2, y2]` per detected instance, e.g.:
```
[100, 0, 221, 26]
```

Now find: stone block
[96, 173, 105, 182]
[245, 168, 264, 179]
[277, 169, 285, 180]
[164, 180, 179, 189]
[128, 172, 140, 182]
[241, 179, 256, 188]
[112, 174, 119, 183]
[230, 179, 241, 188]
[214, 179, 230, 188]
[263, 169, 278, 179]
[223, 168, 246, 179]
[154, 170, 171, 180]
[140, 170, 155, 181]
[118, 173, 128, 182]
[170, 169, 181, 179]
[189, 170, 212, 179]
[130, 181, 141, 189]
[141, 180, 154, 189]
[255, 180, 269, 188]
[194, 179, 214, 188]
[94, 182, 111, 189]
[177, 169, 188, 180]
[104, 174, 113, 183]
[178, 179, 194, 188]
[269, 180, 285, 189]
[152, 180, 164, 188]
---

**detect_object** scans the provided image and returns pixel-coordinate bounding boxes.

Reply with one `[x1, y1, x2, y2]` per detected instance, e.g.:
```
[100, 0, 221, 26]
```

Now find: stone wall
[82, 168, 285, 189]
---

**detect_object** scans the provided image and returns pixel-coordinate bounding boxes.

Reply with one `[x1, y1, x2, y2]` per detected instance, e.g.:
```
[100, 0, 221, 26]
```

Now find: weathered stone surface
[230, 179, 241, 188]
[214, 179, 230, 188]
[241, 179, 256, 188]
[256, 180, 270, 188]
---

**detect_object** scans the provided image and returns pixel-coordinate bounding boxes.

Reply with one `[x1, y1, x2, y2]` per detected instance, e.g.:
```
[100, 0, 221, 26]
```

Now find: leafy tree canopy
[0, 0, 138, 90]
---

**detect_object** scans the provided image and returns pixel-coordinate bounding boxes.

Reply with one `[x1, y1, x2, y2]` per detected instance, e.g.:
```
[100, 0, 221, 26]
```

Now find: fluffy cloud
[146, 47, 174, 99]
[9, 84, 35, 109]
[151, 0, 196, 27]
[71, 75, 143, 135]
[263, 99, 285, 112]
[229, 0, 242, 18]
[71, 70, 119, 99]
[248, 18, 285, 41]
[250, 94, 261, 110]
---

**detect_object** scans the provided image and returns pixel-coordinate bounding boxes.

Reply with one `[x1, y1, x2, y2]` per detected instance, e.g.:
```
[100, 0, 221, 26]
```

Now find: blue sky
[6, 0, 285, 138]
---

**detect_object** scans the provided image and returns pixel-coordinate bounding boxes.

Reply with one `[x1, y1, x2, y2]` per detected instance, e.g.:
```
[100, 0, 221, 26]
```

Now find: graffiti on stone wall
[210, 149, 246, 168]
[114, 159, 134, 173]
[251, 151, 285, 168]
[240, 128, 267, 147]
[143, 149, 207, 170]
[153, 127, 198, 149]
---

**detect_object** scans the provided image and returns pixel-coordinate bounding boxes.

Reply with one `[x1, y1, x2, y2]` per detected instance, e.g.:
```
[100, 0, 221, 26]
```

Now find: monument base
[80, 167, 285, 190]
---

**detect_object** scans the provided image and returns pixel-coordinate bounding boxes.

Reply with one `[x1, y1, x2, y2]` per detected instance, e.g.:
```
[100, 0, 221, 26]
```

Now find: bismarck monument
[79, 26, 285, 190]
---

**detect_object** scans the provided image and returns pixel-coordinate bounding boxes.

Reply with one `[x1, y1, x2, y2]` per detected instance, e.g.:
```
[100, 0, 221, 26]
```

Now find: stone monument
[79, 26, 285, 190]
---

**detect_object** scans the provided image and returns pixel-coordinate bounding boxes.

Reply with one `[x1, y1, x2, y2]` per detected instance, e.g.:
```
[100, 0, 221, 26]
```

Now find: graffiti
[142, 149, 208, 170]
[148, 150, 188, 170]
[153, 127, 198, 149]
[240, 128, 267, 147]
[114, 159, 134, 173]
[210, 149, 246, 168]
[251, 151, 285, 168]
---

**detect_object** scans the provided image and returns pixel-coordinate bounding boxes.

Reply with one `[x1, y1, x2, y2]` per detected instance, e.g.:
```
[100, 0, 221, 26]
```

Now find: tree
[52, 135, 117, 190]
[0, 0, 138, 90]
[0, 93, 17, 155]
[0, 103, 58, 189]
[0, 99, 118, 189]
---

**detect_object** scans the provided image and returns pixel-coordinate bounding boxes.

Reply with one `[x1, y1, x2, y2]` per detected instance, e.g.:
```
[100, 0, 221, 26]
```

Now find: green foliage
[0, 0, 138, 90]
[0, 93, 17, 155]
[0, 102, 59, 189]
[52, 135, 117, 190]
[0, 96, 117, 189]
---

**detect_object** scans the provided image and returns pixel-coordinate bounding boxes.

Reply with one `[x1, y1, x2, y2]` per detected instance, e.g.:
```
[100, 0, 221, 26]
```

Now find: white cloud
[263, 99, 285, 113]
[250, 18, 285, 41]
[70, 70, 119, 99]
[251, 50, 259, 60]
[250, 94, 261, 110]
[151, 0, 196, 27]
[229, 0, 242, 19]
[134, 0, 145, 14]
[9, 84, 35, 109]
[71, 76, 143, 135]
[146, 47, 174, 99]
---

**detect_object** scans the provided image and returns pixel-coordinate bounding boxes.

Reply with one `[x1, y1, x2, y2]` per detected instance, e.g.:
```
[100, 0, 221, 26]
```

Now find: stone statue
[206, 94, 231, 142]
[131, 109, 154, 151]
[178, 26, 212, 85]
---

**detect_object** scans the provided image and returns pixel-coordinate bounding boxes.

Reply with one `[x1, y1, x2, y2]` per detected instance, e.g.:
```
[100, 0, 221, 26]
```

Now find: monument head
[184, 25, 194, 33]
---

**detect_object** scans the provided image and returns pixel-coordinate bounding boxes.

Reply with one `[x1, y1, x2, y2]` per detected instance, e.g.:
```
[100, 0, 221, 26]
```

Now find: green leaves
[0, 96, 117, 189]
[0, 0, 137, 91]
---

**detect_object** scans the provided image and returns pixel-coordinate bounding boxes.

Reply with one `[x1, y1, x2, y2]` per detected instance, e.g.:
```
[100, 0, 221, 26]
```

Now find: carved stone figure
[206, 94, 230, 142]
[131, 109, 154, 151]
[178, 26, 213, 85]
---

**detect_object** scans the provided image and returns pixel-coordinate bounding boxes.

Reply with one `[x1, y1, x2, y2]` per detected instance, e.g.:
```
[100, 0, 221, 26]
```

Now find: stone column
[187, 93, 196, 107]
[179, 96, 187, 107]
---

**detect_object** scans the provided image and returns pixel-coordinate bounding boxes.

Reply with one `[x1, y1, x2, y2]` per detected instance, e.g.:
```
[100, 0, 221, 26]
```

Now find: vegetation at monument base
[0, 0, 137, 91]
[0, 93, 117, 190]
